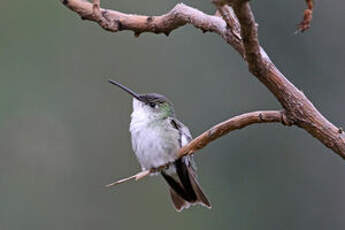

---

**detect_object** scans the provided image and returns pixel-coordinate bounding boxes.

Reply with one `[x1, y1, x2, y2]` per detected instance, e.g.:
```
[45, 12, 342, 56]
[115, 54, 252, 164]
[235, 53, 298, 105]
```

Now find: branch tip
[297, 0, 314, 32]
[106, 170, 151, 188]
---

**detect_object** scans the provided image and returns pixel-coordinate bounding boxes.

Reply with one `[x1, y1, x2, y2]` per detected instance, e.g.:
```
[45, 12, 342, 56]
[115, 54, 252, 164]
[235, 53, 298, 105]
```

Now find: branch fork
[59, 0, 344, 188]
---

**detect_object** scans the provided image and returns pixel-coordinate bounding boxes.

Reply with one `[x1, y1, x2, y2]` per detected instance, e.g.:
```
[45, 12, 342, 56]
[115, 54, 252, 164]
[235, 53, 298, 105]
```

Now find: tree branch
[106, 110, 286, 187]
[60, 0, 245, 54]
[228, 0, 345, 158]
[178, 110, 288, 157]
[59, 0, 345, 186]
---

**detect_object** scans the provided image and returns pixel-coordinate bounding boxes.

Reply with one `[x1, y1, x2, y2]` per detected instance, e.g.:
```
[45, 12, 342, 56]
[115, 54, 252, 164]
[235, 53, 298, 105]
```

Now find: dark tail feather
[187, 167, 212, 208]
[169, 188, 190, 212]
[161, 171, 192, 202]
[161, 159, 211, 211]
[175, 159, 197, 201]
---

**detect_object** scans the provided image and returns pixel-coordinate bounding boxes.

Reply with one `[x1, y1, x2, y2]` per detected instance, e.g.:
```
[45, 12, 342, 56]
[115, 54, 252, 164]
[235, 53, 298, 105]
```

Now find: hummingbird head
[108, 79, 175, 119]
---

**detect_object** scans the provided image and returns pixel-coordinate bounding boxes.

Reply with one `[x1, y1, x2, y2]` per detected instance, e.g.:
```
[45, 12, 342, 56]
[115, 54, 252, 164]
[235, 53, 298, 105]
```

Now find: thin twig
[106, 170, 150, 187]
[178, 110, 286, 157]
[297, 0, 314, 33]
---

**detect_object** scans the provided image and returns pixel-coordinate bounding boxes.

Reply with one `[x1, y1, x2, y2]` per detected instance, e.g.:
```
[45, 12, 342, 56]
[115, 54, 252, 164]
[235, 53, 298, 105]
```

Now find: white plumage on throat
[129, 98, 181, 171]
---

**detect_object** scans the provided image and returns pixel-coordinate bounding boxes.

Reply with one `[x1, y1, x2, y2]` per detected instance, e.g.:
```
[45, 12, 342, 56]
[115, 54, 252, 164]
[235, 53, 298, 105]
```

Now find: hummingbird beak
[108, 79, 143, 102]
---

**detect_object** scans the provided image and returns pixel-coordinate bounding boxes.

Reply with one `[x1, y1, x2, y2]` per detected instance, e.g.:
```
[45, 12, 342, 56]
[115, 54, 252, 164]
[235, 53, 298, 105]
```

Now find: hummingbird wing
[162, 118, 211, 211]
[170, 118, 192, 144]
[170, 118, 197, 171]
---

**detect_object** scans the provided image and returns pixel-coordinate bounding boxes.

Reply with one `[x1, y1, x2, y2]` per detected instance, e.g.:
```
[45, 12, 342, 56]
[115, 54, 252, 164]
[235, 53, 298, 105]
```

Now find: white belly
[130, 124, 180, 170]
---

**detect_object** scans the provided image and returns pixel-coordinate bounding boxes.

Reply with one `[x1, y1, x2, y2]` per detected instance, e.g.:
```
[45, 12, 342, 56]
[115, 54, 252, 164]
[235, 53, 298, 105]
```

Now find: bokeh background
[1, 0, 345, 229]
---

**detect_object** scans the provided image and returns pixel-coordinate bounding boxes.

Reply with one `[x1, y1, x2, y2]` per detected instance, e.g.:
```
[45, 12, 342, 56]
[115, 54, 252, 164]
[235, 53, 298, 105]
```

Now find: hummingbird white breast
[130, 99, 181, 170]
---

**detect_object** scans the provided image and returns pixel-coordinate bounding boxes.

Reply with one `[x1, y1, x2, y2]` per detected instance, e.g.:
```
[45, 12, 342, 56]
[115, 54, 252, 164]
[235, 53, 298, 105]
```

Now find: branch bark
[59, 0, 345, 185]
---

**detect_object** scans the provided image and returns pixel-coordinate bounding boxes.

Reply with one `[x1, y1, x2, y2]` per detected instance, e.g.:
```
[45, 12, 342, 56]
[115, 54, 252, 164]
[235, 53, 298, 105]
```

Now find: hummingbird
[108, 79, 211, 211]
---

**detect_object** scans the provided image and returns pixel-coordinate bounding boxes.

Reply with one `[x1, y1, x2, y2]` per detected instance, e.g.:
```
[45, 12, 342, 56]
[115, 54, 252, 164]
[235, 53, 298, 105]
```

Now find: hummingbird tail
[161, 158, 211, 211]
[187, 168, 212, 209]
[168, 187, 190, 212]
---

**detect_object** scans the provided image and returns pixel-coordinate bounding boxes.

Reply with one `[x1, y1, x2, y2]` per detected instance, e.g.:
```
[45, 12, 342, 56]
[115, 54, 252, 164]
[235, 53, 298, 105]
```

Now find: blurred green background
[1, 0, 345, 229]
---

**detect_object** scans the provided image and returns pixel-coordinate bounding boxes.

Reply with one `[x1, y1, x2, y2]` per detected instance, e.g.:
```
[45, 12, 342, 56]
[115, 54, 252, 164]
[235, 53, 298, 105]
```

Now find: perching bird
[109, 79, 211, 211]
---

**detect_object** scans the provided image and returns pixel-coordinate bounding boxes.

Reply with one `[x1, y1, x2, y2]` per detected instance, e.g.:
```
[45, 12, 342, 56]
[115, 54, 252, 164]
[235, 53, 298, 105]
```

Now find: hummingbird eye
[149, 102, 155, 108]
